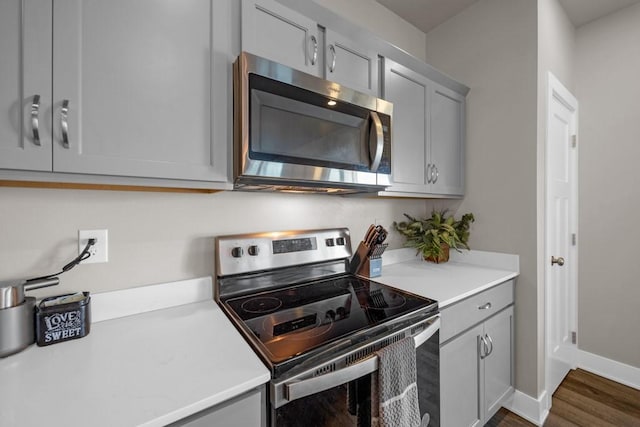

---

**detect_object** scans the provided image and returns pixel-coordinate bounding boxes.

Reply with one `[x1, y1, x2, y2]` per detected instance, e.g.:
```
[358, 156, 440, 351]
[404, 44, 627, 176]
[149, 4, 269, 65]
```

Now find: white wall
[424, 0, 540, 397]
[575, 2, 640, 368]
[0, 1, 438, 299]
[537, 0, 576, 394]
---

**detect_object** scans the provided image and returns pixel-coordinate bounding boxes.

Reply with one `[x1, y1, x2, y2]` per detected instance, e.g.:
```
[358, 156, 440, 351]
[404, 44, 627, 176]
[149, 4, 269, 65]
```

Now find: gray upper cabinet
[382, 58, 430, 194]
[381, 58, 465, 198]
[241, 0, 321, 76]
[1, 0, 231, 187]
[324, 28, 378, 96]
[52, 0, 229, 182]
[0, 0, 52, 172]
[430, 83, 465, 195]
[241, 0, 379, 96]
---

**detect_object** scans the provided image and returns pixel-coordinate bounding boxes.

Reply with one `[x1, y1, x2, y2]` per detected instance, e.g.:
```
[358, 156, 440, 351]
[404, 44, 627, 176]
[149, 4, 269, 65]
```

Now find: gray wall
[424, 0, 540, 398]
[575, 2, 640, 368]
[0, 2, 440, 299]
[537, 0, 576, 393]
[0, 188, 432, 296]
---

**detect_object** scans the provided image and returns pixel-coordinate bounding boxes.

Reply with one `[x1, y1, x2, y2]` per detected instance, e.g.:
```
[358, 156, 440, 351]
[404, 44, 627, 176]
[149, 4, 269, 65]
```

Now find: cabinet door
[482, 306, 514, 422]
[325, 29, 378, 96]
[430, 83, 465, 196]
[382, 58, 429, 193]
[242, 0, 320, 76]
[440, 324, 483, 427]
[51, 0, 228, 182]
[171, 386, 265, 427]
[0, 0, 52, 171]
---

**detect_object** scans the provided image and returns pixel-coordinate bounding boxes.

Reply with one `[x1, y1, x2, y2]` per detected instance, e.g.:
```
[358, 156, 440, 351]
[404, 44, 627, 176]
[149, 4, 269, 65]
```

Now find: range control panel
[216, 228, 352, 277]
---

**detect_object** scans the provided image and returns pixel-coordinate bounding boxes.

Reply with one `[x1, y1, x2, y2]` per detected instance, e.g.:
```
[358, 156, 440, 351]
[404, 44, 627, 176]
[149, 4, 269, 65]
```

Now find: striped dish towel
[372, 336, 422, 427]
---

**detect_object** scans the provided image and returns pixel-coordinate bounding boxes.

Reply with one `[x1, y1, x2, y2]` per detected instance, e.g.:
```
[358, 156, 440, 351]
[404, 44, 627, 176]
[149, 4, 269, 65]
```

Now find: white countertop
[0, 277, 270, 427]
[377, 249, 519, 308]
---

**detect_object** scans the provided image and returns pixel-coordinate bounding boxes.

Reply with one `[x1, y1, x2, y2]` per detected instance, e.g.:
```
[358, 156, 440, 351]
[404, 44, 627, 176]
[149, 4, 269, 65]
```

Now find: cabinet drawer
[440, 280, 513, 343]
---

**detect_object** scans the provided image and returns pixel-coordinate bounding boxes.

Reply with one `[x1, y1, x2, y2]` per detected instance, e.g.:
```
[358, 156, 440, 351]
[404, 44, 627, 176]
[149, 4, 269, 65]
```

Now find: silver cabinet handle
[61, 99, 70, 148]
[426, 164, 432, 184]
[479, 335, 488, 359]
[310, 35, 318, 65]
[328, 44, 336, 72]
[478, 302, 492, 310]
[368, 111, 384, 172]
[551, 256, 565, 266]
[31, 95, 41, 146]
[485, 333, 494, 357]
[433, 165, 439, 183]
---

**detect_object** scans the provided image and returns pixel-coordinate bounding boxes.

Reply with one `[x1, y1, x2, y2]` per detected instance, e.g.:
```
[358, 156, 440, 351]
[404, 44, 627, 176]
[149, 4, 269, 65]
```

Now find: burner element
[241, 296, 283, 314]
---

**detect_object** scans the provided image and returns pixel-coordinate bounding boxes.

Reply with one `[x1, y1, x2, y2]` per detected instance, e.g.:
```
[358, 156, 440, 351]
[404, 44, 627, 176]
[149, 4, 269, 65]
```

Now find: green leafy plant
[393, 210, 475, 263]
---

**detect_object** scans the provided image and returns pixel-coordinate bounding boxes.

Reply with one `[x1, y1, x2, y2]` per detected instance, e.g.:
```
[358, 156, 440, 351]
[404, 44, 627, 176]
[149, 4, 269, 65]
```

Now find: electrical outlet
[78, 229, 108, 264]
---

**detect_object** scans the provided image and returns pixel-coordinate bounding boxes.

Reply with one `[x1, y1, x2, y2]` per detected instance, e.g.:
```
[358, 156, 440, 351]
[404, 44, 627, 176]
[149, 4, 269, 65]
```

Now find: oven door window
[249, 74, 371, 172]
[274, 378, 370, 426]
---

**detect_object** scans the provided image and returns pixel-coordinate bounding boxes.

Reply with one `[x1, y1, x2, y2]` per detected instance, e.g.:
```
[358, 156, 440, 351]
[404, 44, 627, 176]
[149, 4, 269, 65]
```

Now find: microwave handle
[284, 316, 439, 403]
[369, 111, 384, 172]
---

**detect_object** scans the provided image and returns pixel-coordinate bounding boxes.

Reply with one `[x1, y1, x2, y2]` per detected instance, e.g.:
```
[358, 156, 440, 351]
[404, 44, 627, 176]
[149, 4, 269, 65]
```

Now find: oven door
[270, 316, 440, 427]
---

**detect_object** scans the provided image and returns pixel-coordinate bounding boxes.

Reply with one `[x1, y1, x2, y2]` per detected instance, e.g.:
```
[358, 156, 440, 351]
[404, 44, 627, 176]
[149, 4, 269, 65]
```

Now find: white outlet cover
[78, 229, 108, 263]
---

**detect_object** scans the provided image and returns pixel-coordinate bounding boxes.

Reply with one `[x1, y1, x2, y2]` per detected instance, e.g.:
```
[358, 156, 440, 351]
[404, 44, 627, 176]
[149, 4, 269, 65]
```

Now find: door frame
[545, 71, 579, 403]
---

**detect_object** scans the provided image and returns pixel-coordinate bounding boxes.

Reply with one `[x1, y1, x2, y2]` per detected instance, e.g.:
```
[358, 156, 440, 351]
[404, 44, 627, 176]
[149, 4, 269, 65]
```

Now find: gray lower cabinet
[170, 386, 266, 427]
[1, 0, 231, 187]
[380, 58, 465, 198]
[440, 281, 514, 427]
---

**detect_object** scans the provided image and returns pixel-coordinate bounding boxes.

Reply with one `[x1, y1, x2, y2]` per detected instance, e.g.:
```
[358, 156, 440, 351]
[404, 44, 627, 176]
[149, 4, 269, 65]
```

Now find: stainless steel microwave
[233, 52, 393, 194]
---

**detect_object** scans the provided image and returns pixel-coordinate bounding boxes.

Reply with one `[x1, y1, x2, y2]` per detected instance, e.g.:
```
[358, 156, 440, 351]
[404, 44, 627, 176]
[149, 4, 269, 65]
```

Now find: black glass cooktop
[223, 275, 437, 365]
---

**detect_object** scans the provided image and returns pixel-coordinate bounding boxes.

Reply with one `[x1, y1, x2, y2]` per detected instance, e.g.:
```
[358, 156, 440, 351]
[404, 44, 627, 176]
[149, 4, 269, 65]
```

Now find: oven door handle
[286, 354, 378, 403]
[284, 316, 440, 403]
[413, 316, 440, 347]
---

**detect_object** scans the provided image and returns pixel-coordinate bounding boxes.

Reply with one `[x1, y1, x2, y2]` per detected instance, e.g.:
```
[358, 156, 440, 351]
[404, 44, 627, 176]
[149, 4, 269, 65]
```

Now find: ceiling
[376, 0, 640, 33]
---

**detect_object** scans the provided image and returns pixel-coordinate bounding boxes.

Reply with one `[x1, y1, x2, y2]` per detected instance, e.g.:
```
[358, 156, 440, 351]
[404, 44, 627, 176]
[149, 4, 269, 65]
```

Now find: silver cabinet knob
[551, 256, 565, 266]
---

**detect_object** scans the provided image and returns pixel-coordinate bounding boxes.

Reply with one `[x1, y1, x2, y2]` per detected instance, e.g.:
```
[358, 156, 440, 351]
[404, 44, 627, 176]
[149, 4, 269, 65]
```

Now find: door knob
[551, 256, 565, 266]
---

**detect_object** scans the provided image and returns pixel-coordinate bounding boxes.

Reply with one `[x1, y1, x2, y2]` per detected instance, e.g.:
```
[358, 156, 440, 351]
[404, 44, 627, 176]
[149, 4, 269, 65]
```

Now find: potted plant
[393, 210, 475, 263]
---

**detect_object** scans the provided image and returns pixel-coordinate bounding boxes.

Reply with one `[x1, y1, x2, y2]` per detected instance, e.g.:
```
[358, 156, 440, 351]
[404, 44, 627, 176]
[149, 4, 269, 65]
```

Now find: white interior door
[545, 72, 578, 397]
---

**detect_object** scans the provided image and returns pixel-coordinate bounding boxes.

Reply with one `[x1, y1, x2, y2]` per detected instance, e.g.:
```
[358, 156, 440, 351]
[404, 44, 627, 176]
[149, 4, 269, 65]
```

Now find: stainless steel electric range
[215, 228, 440, 427]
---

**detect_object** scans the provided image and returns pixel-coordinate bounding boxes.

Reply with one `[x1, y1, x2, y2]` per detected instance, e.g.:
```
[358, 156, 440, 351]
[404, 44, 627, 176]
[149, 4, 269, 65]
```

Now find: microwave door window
[250, 89, 369, 171]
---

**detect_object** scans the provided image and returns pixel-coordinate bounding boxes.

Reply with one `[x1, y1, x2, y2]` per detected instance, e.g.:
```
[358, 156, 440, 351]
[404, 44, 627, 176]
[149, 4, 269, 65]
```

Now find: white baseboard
[503, 389, 549, 426]
[577, 350, 640, 390]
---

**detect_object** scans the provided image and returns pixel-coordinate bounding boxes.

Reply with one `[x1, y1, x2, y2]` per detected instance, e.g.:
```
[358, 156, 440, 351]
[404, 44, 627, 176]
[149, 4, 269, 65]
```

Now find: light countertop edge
[0, 277, 271, 427]
[377, 249, 519, 308]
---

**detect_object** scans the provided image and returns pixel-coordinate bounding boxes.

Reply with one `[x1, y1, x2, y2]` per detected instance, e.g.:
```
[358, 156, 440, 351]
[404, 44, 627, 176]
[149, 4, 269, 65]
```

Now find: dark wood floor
[485, 369, 640, 426]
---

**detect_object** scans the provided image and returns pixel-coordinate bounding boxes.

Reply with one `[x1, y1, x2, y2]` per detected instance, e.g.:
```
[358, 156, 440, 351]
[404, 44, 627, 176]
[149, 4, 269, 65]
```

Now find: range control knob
[325, 310, 336, 320]
[231, 247, 244, 258]
[248, 245, 259, 256]
[325, 238, 335, 247]
[336, 237, 346, 246]
[336, 307, 347, 318]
